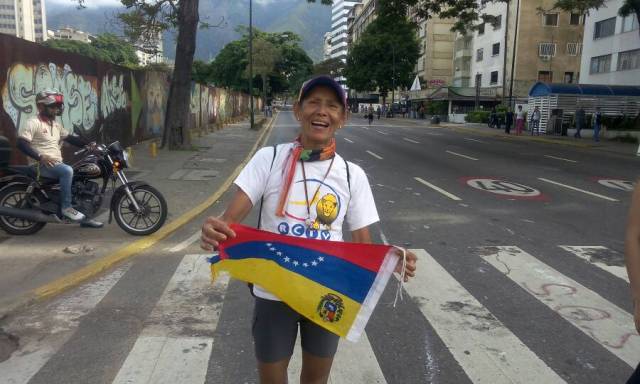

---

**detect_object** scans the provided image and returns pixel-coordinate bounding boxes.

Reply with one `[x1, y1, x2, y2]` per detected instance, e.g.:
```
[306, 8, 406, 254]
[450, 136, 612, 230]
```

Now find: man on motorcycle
[16, 89, 103, 228]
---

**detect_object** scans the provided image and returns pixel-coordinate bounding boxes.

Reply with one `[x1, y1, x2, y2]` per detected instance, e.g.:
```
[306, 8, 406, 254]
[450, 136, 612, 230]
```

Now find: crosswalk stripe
[288, 333, 386, 384]
[480, 246, 640, 367]
[112, 254, 229, 384]
[165, 231, 201, 252]
[405, 249, 565, 383]
[0, 264, 130, 384]
[559, 246, 629, 282]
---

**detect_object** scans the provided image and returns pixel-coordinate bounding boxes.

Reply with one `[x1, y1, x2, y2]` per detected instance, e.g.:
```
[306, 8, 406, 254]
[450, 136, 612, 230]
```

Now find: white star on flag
[269, 247, 276, 251]
[311, 261, 318, 266]
[276, 251, 282, 256]
[318, 257, 324, 262]
[284, 257, 290, 262]
[303, 263, 308, 267]
[293, 261, 299, 266]
[266, 243, 272, 247]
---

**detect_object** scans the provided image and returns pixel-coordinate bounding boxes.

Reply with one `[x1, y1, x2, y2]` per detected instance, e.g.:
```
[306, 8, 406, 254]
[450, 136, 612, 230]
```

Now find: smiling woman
[200, 74, 417, 384]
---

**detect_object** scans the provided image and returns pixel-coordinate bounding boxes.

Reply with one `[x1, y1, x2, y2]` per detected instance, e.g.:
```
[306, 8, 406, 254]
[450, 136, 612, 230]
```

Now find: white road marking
[288, 332, 387, 384]
[0, 265, 130, 384]
[559, 246, 629, 282]
[362, 126, 369, 130]
[344, 138, 354, 143]
[424, 132, 443, 136]
[366, 150, 383, 160]
[544, 155, 578, 163]
[480, 246, 640, 367]
[113, 254, 229, 384]
[165, 231, 201, 252]
[537, 178, 619, 202]
[446, 150, 478, 161]
[414, 177, 462, 201]
[376, 130, 389, 135]
[403, 138, 420, 144]
[405, 249, 565, 384]
[464, 138, 486, 143]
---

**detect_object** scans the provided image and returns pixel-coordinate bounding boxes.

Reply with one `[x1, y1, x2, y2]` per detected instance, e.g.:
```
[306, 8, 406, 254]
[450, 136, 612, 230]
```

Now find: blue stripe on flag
[224, 241, 376, 303]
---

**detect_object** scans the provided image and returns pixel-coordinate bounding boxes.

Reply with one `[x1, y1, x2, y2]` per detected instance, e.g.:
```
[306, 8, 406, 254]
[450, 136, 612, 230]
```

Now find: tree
[343, 0, 421, 105]
[313, 57, 345, 78]
[42, 34, 139, 68]
[249, 38, 280, 110]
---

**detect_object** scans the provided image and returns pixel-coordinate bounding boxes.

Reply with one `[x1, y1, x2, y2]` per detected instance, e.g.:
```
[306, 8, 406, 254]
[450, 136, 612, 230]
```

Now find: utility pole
[502, 2, 510, 105]
[249, 0, 255, 130]
[508, 0, 521, 109]
[391, 44, 396, 117]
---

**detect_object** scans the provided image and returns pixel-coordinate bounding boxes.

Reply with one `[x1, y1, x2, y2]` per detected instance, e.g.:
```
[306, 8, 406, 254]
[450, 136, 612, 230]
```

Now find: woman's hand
[200, 216, 236, 252]
[394, 248, 417, 282]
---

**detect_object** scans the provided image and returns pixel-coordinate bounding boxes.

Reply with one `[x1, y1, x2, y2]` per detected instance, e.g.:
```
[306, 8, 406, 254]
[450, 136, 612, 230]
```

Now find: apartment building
[414, 16, 456, 89]
[347, 0, 376, 46]
[472, 0, 584, 99]
[329, 0, 362, 61]
[453, 33, 473, 86]
[47, 26, 94, 43]
[579, 0, 640, 85]
[323, 32, 332, 61]
[0, 0, 47, 42]
[135, 31, 164, 66]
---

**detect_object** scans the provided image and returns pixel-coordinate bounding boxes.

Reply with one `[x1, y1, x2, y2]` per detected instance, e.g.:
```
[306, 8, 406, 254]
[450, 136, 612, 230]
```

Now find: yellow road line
[33, 114, 279, 302]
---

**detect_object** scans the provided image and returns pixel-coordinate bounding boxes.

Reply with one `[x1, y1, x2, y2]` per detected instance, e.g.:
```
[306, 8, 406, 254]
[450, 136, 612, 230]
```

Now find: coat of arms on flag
[208, 224, 399, 342]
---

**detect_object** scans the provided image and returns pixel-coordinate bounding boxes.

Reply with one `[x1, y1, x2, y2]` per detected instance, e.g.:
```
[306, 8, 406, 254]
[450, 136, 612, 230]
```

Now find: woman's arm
[201, 188, 254, 251]
[625, 182, 640, 334]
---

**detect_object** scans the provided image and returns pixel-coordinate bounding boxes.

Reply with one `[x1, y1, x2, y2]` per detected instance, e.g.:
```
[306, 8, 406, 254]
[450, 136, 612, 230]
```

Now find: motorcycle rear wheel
[0, 185, 47, 235]
[113, 185, 167, 236]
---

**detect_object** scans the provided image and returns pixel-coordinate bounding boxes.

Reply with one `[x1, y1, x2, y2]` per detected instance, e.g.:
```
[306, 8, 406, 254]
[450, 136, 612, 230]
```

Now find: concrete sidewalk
[385, 116, 639, 157]
[0, 115, 275, 317]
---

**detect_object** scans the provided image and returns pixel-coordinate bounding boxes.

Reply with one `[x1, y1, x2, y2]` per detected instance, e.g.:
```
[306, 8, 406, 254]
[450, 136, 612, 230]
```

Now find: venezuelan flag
[208, 224, 398, 342]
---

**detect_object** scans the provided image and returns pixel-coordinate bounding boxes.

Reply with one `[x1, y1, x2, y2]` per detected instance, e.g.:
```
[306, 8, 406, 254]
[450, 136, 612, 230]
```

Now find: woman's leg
[300, 351, 334, 384]
[258, 359, 291, 384]
[299, 319, 339, 384]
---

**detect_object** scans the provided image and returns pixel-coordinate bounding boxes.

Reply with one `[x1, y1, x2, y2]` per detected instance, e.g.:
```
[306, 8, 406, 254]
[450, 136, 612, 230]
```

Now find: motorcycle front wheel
[0, 184, 47, 235]
[113, 185, 167, 236]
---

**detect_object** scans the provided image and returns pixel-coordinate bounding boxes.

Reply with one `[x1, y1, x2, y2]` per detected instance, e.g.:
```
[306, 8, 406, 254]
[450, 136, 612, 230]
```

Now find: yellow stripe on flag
[211, 258, 360, 338]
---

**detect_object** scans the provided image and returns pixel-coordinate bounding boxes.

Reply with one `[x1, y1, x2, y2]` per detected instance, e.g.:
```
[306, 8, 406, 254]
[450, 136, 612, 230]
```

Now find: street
[0, 111, 638, 383]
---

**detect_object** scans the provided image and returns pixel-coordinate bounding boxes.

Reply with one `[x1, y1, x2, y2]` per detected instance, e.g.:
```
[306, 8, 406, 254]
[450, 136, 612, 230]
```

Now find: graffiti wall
[0, 34, 256, 165]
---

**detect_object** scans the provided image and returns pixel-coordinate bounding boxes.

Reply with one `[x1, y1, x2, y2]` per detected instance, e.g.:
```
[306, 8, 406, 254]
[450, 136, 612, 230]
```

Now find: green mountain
[46, 0, 332, 62]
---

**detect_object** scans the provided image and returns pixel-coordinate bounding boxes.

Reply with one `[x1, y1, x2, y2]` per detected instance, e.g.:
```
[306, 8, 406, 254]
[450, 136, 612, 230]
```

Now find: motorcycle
[0, 139, 167, 236]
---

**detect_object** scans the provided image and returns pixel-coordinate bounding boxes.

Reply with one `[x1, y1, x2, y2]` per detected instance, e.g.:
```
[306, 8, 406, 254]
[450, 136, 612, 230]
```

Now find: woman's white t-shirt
[234, 143, 380, 301]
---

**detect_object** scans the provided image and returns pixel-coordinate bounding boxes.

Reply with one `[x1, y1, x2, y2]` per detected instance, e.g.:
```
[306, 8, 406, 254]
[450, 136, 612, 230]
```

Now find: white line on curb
[544, 155, 578, 163]
[366, 150, 383, 160]
[165, 231, 201, 253]
[403, 138, 420, 144]
[446, 150, 479, 161]
[344, 138, 354, 143]
[414, 177, 462, 201]
[377, 130, 389, 135]
[538, 178, 619, 202]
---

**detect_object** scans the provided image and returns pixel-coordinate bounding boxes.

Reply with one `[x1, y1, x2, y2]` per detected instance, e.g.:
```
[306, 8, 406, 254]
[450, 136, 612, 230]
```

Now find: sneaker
[80, 219, 104, 228]
[61, 207, 85, 222]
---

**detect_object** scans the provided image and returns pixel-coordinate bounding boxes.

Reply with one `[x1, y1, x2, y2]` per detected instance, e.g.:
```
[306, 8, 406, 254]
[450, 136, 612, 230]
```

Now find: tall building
[47, 26, 94, 43]
[0, 0, 47, 42]
[471, 0, 584, 100]
[329, 0, 361, 63]
[323, 32, 332, 61]
[134, 31, 164, 66]
[579, 0, 640, 85]
[413, 15, 456, 89]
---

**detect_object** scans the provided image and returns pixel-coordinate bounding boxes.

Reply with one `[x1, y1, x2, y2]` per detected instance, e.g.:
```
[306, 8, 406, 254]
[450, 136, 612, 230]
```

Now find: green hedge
[465, 110, 490, 123]
[601, 115, 640, 131]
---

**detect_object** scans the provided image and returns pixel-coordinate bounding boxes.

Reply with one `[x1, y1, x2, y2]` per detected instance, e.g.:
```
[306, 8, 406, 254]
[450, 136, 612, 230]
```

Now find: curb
[0, 114, 278, 318]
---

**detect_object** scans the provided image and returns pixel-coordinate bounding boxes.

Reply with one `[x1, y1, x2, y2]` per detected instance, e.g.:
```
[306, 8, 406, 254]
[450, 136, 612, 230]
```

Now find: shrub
[611, 134, 638, 144]
[426, 101, 448, 115]
[601, 115, 640, 131]
[465, 110, 490, 123]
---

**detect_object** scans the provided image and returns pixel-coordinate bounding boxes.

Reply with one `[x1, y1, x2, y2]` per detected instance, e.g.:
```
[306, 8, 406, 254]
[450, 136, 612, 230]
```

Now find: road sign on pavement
[463, 177, 546, 200]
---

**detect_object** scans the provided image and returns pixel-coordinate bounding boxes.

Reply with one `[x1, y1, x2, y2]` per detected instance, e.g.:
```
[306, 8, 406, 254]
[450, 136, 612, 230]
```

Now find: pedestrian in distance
[530, 106, 541, 136]
[376, 106, 381, 120]
[624, 181, 640, 383]
[593, 107, 602, 142]
[574, 105, 586, 139]
[200, 75, 417, 384]
[505, 108, 514, 134]
[515, 105, 525, 135]
[489, 107, 497, 128]
[367, 104, 374, 126]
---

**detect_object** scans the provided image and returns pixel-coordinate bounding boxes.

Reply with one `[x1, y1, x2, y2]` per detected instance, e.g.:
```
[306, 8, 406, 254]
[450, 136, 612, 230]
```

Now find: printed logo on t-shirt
[277, 177, 343, 240]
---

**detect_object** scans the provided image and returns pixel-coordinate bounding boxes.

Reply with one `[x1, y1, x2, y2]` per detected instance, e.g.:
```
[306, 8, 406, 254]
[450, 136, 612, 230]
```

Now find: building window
[538, 71, 553, 82]
[539, 42, 557, 57]
[570, 13, 583, 25]
[490, 71, 499, 84]
[566, 42, 582, 56]
[478, 23, 485, 35]
[476, 48, 484, 61]
[590, 54, 612, 74]
[543, 13, 559, 26]
[621, 14, 639, 33]
[492, 42, 500, 56]
[594, 17, 616, 39]
[493, 15, 502, 30]
[564, 72, 574, 83]
[618, 49, 640, 71]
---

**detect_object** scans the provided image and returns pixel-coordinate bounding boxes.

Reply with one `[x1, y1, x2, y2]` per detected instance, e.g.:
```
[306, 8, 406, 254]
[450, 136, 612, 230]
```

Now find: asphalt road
[1, 111, 638, 384]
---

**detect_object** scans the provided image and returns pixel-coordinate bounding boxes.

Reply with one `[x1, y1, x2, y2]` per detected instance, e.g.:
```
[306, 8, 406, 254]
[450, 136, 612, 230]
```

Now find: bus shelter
[528, 82, 640, 135]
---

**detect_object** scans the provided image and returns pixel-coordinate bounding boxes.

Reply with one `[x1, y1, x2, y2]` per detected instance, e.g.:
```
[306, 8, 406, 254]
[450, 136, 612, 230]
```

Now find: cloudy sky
[48, 0, 283, 7]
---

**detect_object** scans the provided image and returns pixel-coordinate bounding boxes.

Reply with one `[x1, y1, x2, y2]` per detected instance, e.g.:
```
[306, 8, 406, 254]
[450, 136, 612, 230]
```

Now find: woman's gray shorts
[252, 297, 340, 363]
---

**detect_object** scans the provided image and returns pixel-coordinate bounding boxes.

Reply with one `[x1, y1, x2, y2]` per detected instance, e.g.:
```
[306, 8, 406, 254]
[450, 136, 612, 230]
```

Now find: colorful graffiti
[101, 74, 127, 119]
[2, 62, 99, 133]
[144, 71, 168, 136]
